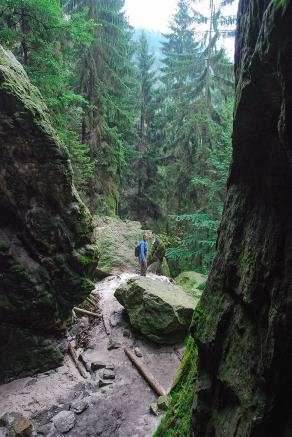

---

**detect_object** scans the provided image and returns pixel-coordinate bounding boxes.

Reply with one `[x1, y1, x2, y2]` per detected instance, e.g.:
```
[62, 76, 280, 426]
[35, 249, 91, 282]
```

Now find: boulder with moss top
[115, 277, 197, 344]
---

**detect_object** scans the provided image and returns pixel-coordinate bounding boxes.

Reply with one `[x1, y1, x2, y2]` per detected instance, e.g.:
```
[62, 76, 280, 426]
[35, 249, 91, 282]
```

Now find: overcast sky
[124, 0, 239, 58]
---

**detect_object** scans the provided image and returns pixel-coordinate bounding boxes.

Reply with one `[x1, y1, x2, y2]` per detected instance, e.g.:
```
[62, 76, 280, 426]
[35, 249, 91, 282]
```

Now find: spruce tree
[73, 0, 137, 211]
[159, 0, 236, 271]
[0, 0, 96, 195]
[160, 0, 203, 215]
[136, 31, 156, 196]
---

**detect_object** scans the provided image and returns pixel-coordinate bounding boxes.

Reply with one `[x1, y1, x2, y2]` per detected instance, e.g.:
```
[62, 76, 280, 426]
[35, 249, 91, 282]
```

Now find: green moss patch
[154, 337, 198, 437]
[175, 271, 206, 300]
[0, 239, 10, 250]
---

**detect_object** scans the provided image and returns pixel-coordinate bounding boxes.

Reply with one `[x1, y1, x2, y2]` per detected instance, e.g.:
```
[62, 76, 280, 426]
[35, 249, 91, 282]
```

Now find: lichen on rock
[0, 45, 98, 382]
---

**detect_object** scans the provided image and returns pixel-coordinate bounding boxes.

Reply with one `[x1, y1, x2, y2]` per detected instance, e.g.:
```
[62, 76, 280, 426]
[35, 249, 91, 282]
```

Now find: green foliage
[77, 255, 95, 265]
[154, 336, 198, 437]
[0, 0, 96, 194]
[167, 98, 233, 273]
[146, 0, 236, 273]
[157, 233, 181, 248]
[0, 0, 235, 272]
[73, 0, 138, 207]
[0, 240, 10, 250]
[130, 30, 159, 197]
[191, 301, 212, 339]
[274, 0, 289, 10]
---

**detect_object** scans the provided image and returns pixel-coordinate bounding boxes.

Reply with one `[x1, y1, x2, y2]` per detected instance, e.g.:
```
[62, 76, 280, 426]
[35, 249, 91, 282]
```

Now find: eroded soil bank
[0, 273, 183, 436]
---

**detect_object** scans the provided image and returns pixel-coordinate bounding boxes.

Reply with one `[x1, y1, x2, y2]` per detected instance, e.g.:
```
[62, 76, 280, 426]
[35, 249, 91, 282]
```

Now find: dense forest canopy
[0, 0, 237, 273]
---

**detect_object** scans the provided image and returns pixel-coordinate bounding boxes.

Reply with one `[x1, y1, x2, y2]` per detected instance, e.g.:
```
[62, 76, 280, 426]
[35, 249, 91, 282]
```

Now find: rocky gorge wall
[0, 47, 98, 382]
[191, 1, 292, 436]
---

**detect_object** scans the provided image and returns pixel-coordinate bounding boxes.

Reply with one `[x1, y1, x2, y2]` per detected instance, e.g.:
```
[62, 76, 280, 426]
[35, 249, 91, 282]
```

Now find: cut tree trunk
[68, 343, 87, 379]
[73, 307, 99, 318]
[124, 347, 167, 397]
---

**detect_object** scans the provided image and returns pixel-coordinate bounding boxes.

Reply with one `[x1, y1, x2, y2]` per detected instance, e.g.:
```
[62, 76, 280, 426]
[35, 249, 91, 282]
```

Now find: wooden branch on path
[73, 307, 99, 317]
[124, 347, 167, 397]
[86, 297, 96, 307]
[68, 343, 87, 379]
[90, 294, 99, 304]
[102, 314, 111, 336]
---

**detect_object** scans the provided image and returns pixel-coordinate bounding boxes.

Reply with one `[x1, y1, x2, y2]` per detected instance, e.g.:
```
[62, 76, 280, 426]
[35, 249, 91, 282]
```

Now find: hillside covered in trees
[0, 0, 235, 274]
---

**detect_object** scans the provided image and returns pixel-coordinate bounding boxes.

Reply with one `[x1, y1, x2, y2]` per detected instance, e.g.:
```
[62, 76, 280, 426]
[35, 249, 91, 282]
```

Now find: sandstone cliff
[0, 47, 98, 382]
[192, 1, 292, 436]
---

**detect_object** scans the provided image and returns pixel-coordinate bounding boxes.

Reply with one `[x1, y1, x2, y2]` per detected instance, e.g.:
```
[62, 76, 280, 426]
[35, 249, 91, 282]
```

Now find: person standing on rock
[139, 233, 149, 276]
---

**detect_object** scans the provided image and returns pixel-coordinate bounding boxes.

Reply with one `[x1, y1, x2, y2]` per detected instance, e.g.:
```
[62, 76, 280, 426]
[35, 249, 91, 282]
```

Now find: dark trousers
[140, 260, 147, 276]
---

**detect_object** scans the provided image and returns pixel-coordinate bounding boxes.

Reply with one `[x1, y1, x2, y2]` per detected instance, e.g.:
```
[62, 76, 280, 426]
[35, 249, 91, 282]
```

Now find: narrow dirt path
[0, 272, 183, 437]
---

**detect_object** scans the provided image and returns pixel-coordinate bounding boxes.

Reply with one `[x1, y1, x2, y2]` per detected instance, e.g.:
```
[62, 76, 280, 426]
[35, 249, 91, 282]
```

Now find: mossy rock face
[0, 46, 98, 382]
[148, 238, 166, 264]
[94, 216, 152, 275]
[161, 257, 171, 277]
[115, 277, 197, 344]
[148, 239, 170, 277]
[192, 2, 292, 435]
[148, 257, 171, 277]
[154, 337, 198, 437]
[175, 271, 207, 299]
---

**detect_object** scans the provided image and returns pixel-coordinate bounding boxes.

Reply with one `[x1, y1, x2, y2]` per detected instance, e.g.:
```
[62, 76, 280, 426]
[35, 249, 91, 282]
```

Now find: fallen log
[102, 314, 111, 336]
[73, 307, 99, 318]
[90, 294, 99, 303]
[68, 343, 87, 379]
[124, 347, 167, 397]
[86, 297, 96, 307]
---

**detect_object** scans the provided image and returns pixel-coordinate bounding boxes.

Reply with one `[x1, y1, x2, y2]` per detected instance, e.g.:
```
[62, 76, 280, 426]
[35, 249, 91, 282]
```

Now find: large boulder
[94, 216, 152, 275]
[0, 46, 98, 381]
[115, 277, 197, 344]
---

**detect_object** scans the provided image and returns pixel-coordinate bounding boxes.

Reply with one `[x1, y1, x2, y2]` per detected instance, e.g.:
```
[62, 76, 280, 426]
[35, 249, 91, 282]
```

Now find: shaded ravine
[0, 272, 183, 436]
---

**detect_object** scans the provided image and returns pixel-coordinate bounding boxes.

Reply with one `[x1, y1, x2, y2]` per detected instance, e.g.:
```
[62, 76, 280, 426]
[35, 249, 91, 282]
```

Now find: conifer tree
[160, 0, 203, 215]
[73, 0, 137, 211]
[160, 0, 236, 271]
[136, 31, 156, 196]
[0, 0, 95, 195]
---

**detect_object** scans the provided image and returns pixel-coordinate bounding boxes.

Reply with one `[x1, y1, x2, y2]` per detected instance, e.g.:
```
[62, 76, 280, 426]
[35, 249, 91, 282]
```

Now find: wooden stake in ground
[68, 343, 87, 379]
[73, 307, 99, 317]
[124, 347, 167, 397]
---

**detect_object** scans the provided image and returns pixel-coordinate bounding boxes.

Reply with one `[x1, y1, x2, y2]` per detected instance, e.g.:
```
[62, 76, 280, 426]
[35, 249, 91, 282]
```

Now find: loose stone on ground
[0, 412, 33, 436]
[0, 272, 183, 437]
[70, 398, 89, 414]
[52, 410, 75, 433]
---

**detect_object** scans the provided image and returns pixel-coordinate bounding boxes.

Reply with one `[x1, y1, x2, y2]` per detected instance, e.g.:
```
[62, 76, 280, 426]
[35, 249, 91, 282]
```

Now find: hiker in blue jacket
[139, 233, 149, 276]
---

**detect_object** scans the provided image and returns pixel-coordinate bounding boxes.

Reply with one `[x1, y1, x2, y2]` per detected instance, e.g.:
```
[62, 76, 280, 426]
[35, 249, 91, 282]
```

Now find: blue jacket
[139, 240, 148, 263]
